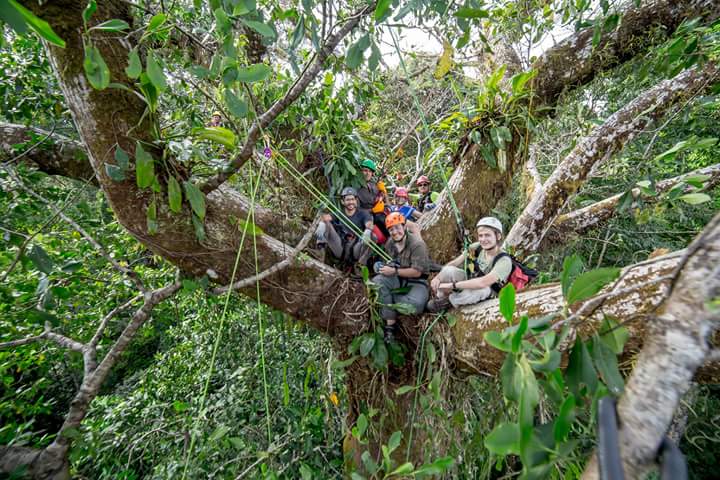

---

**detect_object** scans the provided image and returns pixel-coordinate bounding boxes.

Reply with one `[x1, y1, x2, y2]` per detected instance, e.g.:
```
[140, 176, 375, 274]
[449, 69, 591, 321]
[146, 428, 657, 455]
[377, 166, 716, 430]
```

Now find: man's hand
[430, 276, 441, 292]
[379, 265, 396, 276]
[322, 213, 332, 223]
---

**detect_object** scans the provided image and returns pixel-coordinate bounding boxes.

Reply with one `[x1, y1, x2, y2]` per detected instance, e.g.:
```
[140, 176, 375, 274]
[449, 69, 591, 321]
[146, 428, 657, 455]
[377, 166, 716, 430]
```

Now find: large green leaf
[224, 90, 248, 118]
[359, 334, 375, 357]
[192, 127, 237, 148]
[167, 176, 182, 213]
[566, 338, 598, 398]
[484, 422, 520, 455]
[560, 254, 583, 300]
[134, 142, 155, 188]
[83, 45, 110, 90]
[146, 199, 158, 235]
[387, 430, 402, 453]
[8, 0, 65, 47]
[236, 63, 272, 83]
[345, 34, 370, 69]
[374, 0, 393, 22]
[0, 0, 28, 33]
[566, 267, 620, 305]
[499, 283, 516, 323]
[146, 51, 167, 92]
[125, 48, 142, 79]
[599, 315, 629, 354]
[590, 338, 624, 395]
[679, 192, 711, 205]
[89, 19, 129, 32]
[27, 244, 54, 273]
[484, 331, 511, 352]
[183, 181, 206, 220]
[241, 19, 275, 38]
[553, 394, 576, 442]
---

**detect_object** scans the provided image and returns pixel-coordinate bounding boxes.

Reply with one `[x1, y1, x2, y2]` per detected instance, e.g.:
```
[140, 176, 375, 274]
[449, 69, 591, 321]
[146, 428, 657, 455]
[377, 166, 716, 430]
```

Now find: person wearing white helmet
[426, 216, 513, 312]
[315, 186, 375, 267]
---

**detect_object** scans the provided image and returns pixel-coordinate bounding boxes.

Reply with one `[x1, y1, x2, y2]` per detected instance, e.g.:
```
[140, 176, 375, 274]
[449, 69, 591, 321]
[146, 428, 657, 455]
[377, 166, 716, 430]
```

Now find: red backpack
[489, 252, 538, 293]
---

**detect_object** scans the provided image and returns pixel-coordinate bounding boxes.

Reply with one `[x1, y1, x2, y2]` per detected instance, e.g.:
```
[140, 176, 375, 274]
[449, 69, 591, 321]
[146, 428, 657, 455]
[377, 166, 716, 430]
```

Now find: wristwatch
[394, 266, 399, 275]
[452, 280, 457, 289]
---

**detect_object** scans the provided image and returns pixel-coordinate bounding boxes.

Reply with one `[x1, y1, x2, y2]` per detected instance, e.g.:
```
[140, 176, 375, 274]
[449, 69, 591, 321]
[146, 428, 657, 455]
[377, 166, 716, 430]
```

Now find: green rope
[250, 190, 272, 442]
[181, 162, 265, 480]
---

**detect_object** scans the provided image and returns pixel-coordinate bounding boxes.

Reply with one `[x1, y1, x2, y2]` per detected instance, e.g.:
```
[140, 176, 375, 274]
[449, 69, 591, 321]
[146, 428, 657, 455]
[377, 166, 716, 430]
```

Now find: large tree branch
[0, 122, 94, 181]
[581, 212, 720, 480]
[505, 63, 719, 255]
[546, 162, 720, 243]
[199, 2, 376, 193]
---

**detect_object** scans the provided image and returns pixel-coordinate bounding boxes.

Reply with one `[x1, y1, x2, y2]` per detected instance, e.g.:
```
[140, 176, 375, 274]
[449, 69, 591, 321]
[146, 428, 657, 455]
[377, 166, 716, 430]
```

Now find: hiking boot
[426, 297, 451, 313]
[383, 324, 397, 344]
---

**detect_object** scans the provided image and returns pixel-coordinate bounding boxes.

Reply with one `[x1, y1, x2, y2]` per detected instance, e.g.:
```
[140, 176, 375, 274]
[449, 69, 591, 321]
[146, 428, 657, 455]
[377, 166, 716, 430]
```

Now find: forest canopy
[1, 0, 719, 479]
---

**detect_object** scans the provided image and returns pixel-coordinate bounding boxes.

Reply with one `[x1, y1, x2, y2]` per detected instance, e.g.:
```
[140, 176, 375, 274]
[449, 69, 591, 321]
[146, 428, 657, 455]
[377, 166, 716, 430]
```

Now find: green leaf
[454, 7, 489, 19]
[566, 338, 598, 398]
[566, 267, 620, 305]
[126, 48, 142, 79]
[345, 34, 370, 69]
[89, 19, 130, 32]
[236, 63, 272, 83]
[553, 394, 576, 442]
[374, 0, 392, 22]
[27, 244, 54, 273]
[224, 90, 248, 118]
[192, 126, 237, 148]
[511, 315, 528, 353]
[0, 0, 28, 34]
[146, 13, 167, 33]
[599, 316, 629, 354]
[167, 176, 182, 213]
[484, 331, 512, 352]
[134, 142, 155, 189]
[372, 341, 388, 368]
[290, 16, 305, 50]
[510, 70, 536, 95]
[484, 422, 520, 455]
[183, 181, 206, 220]
[146, 51, 167, 92]
[368, 42, 381, 71]
[388, 462, 414, 477]
[529, 349, 561, 373]
[561, 255, 584, 300]
[82, 0, 97, 24]
[105, 164, 125, 181]
[332, 355, 358, 369]
[209, 425, 229, 442]
[413, 456, 455, 476]
[9, 0, 65, 47]
[359, 335, 375, 357]
[590, 337, 624, 395]
[192, 213, 205, 241]
[355, 413, 368, 438]
[679, 192, 711, 205]
[83, 45, 110, 90]
[387, 430, 402, 453]
[242, 19, 275, 38]
[499, 283, 516, 323]
[146, 199, 158, 235]
[394, 385, 416, 395]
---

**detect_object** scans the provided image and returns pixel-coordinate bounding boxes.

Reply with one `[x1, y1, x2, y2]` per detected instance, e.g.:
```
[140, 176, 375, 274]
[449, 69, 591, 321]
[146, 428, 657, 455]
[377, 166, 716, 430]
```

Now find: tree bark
[545, 163, 720, 245]
[505, 63, 719, 254]
[581, 212, 720, 480]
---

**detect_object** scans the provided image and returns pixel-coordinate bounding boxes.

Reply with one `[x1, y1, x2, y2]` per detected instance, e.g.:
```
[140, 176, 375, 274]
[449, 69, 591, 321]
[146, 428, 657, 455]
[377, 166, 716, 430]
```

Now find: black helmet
[341, 187, 358, 198]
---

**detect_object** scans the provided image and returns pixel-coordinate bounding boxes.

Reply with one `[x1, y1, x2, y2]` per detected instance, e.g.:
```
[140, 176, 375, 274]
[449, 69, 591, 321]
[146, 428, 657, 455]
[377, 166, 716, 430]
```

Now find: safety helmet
[340, 186, 358, 198]
[476, 216, 503, 235]
[385, 212, 406, 229]
[212, 111, 222, 117]
[416, 175, 430, 186]
[360, 159, 377, 172]
[395, 187, 409, 198]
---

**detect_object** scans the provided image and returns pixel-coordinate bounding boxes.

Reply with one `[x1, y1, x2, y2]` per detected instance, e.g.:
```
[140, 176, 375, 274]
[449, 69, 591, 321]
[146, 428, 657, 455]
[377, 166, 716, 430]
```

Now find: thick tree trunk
[505, 63, 719, 254]
[581, 213, 720, 480]
[545, 163, 720, 245]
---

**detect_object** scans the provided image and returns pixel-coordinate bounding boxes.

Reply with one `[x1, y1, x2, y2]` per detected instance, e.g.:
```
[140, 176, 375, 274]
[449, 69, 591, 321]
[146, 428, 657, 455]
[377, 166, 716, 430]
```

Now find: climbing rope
[181, 161, 267, 479]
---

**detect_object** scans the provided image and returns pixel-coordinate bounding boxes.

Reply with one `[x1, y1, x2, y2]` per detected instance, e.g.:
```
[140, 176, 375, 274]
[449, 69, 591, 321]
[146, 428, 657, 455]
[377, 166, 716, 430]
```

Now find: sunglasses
[418, 183, 430, 187]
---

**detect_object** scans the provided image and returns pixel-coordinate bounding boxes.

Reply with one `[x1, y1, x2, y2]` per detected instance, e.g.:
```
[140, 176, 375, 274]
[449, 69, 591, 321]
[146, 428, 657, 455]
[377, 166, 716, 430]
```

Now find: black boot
[384, 323, 397, 344]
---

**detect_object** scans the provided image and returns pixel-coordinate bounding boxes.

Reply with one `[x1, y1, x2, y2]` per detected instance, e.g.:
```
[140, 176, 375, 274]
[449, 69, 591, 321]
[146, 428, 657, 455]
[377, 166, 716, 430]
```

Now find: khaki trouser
[434, 266, 492, 308]
[371, 274, 429, 321]
[315, 221, 371, 265]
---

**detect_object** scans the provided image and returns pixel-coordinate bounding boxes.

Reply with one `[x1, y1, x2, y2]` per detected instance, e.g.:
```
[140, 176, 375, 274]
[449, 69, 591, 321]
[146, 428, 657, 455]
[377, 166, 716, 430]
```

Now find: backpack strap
[490, 252, 513, 294]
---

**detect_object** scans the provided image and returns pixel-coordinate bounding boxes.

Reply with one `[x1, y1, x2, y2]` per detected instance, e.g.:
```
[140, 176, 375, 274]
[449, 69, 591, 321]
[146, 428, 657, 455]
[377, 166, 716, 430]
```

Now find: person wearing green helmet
[356, 158, 389, 237]
[426, 216, 513, 312]
[315, 186, 375, 268]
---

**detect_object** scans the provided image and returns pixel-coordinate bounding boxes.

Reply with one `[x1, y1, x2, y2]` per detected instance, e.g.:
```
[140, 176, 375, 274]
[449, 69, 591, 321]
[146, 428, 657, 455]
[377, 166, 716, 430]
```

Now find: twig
[1, 121, 57, 168]
[199, 2, 376, 193]
[212, 216, 321, 294]
[89, 294, 144, 348]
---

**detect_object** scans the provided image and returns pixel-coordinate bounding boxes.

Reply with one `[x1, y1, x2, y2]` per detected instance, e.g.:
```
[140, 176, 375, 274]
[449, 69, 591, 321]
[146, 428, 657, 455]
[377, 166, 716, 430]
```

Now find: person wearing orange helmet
[415, 175, 438, 212]
[371, 212, 430, 343]
[387, 186, 422, 237]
